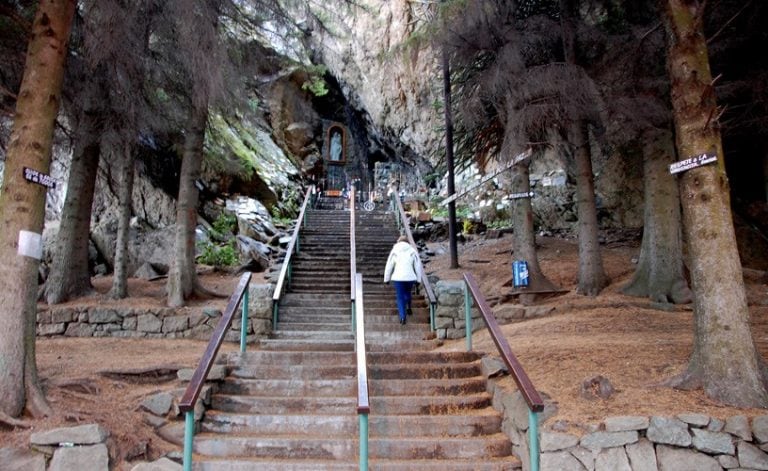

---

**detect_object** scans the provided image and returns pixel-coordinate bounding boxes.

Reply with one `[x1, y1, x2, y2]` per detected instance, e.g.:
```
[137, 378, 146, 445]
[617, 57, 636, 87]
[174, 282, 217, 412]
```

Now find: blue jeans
[393, 281, 415, 321]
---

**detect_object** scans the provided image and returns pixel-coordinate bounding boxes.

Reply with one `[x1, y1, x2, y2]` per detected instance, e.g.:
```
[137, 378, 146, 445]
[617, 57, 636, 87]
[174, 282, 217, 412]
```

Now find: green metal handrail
[179, 272, 252, 471]
[390, 192, 437, 330]
[354, 273, 370, 470]
[272, 186, 314, 326]
[463, 272, 544, 471]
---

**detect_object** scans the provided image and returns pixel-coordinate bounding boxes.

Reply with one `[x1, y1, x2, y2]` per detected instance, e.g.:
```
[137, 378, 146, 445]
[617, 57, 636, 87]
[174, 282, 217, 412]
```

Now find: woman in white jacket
[384, 235, 424, 325]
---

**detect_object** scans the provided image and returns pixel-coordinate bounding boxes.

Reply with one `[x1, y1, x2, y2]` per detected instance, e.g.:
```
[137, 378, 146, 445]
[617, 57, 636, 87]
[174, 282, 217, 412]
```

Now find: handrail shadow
[463, 271, 544, 471]
[391, 193, 438, 330]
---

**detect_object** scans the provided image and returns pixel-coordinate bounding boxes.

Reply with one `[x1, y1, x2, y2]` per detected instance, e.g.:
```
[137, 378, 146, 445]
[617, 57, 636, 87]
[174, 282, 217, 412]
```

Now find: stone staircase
[189, 204, 522, 470]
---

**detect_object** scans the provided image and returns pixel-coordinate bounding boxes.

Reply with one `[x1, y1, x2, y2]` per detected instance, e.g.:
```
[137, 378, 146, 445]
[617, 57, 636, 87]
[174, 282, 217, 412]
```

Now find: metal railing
[391, 193, 437, 330]
[463, 272, 544, 471]
[354, 272, 370, 470]
[179, 272, 252, 471]
[350, 188, 357, 329]
[272, 186, 314, 325]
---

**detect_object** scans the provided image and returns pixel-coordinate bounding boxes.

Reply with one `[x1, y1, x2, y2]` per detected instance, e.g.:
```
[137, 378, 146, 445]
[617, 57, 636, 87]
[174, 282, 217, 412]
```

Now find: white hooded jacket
[383, 241, 424, 283]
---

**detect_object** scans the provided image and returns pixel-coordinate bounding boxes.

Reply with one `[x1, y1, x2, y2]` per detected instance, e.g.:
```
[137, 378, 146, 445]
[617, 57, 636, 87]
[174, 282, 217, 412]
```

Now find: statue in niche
[329, 128, 343, 162]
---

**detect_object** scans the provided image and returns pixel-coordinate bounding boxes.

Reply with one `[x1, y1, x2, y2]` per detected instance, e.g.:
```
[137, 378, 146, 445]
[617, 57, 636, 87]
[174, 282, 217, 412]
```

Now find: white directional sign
[669, 152, 717, 175]
[23, 167, 56, 189]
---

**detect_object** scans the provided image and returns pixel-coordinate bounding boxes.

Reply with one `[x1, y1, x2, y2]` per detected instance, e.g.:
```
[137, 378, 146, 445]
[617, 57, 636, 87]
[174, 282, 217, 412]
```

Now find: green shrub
[209, 212, 237, 242]
[197, 241, 238, 267]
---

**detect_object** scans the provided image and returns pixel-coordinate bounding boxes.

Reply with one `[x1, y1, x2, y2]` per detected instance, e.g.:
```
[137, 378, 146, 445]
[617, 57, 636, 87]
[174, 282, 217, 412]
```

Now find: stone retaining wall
[35, 284, 275, 341]
[434, 280, 555, 340]
[488, 377, 768, 471]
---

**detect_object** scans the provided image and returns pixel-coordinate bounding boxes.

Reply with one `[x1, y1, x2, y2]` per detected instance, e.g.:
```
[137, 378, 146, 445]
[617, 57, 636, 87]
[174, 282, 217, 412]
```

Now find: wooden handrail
[179, 272, 252, 412]
[463, 272, 544, 412]
[355, 273, 370, 414]
[272, 186, 314, 303]
[350, 188, 356, 304]
[392, 194, 436, 304]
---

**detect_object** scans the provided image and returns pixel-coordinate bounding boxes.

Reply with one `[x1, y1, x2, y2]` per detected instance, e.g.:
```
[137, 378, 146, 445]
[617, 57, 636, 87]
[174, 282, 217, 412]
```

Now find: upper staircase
[189, 201, 522, 470]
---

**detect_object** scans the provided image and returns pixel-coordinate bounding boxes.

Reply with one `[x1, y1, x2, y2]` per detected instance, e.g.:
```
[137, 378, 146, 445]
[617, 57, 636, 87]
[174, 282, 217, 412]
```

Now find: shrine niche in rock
[321, 122, 362, 198]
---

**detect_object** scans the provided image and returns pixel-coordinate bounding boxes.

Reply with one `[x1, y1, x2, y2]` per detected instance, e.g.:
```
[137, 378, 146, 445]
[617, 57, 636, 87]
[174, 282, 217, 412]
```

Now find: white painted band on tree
[18, 230, 43, 260]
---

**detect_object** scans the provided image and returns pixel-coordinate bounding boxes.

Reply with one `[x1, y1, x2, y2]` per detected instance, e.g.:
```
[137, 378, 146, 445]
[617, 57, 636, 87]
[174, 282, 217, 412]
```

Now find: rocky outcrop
[286, 1, 443, 165]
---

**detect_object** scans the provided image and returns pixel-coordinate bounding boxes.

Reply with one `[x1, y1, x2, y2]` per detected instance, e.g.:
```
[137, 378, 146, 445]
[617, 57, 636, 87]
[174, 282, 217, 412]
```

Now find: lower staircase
[189, 203, 522, 470]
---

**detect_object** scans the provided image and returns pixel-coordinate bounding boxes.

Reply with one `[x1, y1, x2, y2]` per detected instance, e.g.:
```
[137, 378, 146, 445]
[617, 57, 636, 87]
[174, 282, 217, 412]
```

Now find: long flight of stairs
[189, 202, 522, 470]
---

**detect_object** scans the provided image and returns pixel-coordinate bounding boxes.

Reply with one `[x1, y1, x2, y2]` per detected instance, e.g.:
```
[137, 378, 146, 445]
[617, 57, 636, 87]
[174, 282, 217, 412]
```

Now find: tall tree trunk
[167, 105, 207, 307]
[510, 160, 559, 296]
[560, 0, 609, 296]
[663, 0, 768, 407]
[44, 116, 100, 304]
[442, 48, 459, 269]
[622, 129, 691, 303]
[0, 0, 76, 418]
[109, 145, 136, 299]
[570, 122, 609, 295]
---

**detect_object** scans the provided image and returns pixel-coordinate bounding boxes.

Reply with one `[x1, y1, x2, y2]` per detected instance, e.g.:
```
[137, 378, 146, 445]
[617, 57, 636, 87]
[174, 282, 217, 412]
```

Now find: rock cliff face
[288, 0, 444, 165]
[286, 1, 646, 228]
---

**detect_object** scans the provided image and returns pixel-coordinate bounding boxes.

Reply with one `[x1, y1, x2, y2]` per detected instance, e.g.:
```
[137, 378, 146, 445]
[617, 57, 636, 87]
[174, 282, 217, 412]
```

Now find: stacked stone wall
[492, 379, 768, 470]
[35, 284, 275, 341]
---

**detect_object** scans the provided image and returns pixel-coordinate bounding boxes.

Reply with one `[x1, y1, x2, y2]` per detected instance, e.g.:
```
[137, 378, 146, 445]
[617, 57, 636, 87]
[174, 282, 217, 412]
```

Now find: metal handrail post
[240, 286, 249, 353]
[430, 302, 436, 331]
[287, 262, 292, 287]
[272, 302, 279, 328]
[351, 300, 356, 332]
[529, 410, 540, 471]
[359, 413, 369, 471]
[182, 410, 194, 471]
[464, 282, 472, 352]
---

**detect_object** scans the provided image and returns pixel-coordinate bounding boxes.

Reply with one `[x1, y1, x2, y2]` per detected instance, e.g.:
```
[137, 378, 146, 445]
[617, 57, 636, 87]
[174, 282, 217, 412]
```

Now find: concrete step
[201, 411, 502, 437]
[269, 330, 354, 341]
[193, 457, 357, 471]
[210, 395, 356, 415]
[229, 364, 355, 380]
[257, 339, 354, 352]
[364, 328, 432, 341]
[368, 377, 488, 396]
[193, 458, 520, 471]
[279, 294, 349, 307]
[192, 434, 511, 460]
[211, 393, 492, 415]
[278, 314, 350, 324]
[218, 378, 355, 397]
[274, 322, 351, 332]
[225, 351, 355, 366]
[367, 363, 481, 380]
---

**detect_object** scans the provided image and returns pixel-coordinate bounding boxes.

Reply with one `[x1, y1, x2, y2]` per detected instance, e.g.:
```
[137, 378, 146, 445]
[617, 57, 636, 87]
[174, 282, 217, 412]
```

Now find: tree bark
[560, 0, 609, 296]
[510, 160, 559, 295]
[442, 48, 459, 269]
[44, 116, 100, 304]
[662, 0, 768, 407]
[570, 121, 610, 295]
[0, 0, 76, 418]
[109, 146, 136, 299]
[622, 129, 691, 304]
[167, 105, 208, 307]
